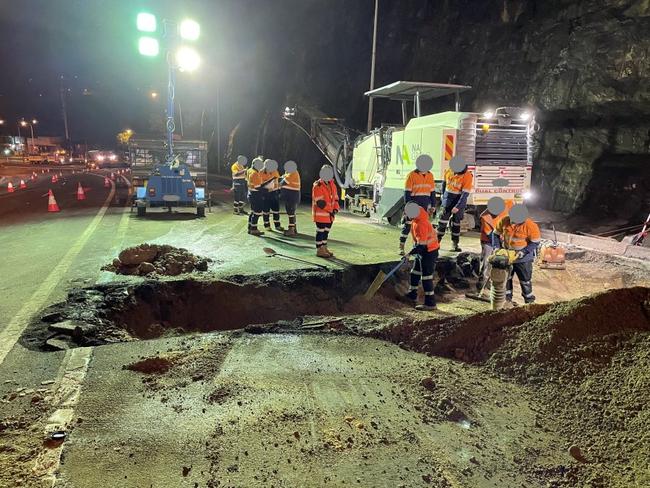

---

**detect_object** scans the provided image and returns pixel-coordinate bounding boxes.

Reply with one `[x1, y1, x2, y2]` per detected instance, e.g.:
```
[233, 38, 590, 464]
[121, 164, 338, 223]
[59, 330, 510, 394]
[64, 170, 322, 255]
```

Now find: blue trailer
[128, 138, 208, 217]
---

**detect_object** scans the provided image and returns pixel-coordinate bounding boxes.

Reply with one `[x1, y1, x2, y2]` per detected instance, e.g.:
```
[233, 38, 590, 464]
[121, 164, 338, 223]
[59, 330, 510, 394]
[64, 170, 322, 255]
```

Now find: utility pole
[366, 0, 379, 133]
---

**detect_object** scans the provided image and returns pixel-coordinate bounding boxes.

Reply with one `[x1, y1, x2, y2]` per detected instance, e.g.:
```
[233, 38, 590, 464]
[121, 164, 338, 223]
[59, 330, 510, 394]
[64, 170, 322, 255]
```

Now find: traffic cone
[76, 182, 86, 201]
[19, 179, 27, 189]
[47, 190, 60, 212]
[7, 182, 14, 193]
[104, 177, 110, 188]
[51, 175, 58, 183]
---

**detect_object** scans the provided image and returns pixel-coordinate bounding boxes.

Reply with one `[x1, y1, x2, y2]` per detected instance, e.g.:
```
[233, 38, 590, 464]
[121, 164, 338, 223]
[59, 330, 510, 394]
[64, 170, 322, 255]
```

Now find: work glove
[316, 200, 326, 209]
[428, 206, 436, 217]
[515, 251, 526, 261]
[409, 245, 426, 256]
[451, 207, 459, 214]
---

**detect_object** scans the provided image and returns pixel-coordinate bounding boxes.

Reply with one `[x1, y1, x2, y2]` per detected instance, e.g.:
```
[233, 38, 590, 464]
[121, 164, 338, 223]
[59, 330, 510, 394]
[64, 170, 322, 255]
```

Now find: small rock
[420, 376, 436, 390]
[568, 445, 588, 463]
[137, 262, 156, 275]
[48, 320, 83, 337]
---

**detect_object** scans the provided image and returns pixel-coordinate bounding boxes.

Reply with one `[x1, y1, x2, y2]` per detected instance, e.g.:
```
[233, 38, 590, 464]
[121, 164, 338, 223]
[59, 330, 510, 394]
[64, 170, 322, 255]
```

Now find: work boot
[524, 296, 536, 304]
[450, 242, 462, 252]
[323, 246, 335, 257]
[415, 304, 437, 311]
[399, 243, 405, 256]
[233, 208, 240, 215]
[316, 246, 331, 259]
[283, 228, 297, 237]
[274, 224, 285, 231]
[248, 229, 264, 236]
[264, 225, 272, 231]
[240, 209, 249, 216]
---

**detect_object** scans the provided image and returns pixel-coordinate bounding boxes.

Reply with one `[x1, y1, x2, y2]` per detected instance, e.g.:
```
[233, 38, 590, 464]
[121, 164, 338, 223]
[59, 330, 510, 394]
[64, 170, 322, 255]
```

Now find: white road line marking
[0, 178, 115, 365]
[32, 347, 93, 486]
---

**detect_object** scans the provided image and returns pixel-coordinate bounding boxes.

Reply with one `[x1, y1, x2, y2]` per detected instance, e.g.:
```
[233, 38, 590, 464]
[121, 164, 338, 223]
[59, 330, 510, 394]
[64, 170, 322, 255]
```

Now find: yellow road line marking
[0, 178, 115, 365]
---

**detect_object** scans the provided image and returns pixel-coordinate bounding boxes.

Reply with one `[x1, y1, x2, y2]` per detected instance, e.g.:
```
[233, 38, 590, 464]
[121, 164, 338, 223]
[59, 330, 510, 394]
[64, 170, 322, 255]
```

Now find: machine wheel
[196, 205, 205, 218]
[137, 205, 146, 217]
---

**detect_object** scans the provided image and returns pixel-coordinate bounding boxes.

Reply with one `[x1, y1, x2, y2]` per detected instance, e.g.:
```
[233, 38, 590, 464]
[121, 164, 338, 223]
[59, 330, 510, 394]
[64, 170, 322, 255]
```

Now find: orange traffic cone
[19, 179, 27, 189]
[47, 190, 60, 212]
[7, 182, 14, 193]
[104, 177, 110, 188]
[76, 182, 86, 201]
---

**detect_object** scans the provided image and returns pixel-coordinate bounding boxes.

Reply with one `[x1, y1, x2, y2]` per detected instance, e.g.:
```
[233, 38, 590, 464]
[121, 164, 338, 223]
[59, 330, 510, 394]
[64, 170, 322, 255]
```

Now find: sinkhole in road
[25, 261, 440, 351]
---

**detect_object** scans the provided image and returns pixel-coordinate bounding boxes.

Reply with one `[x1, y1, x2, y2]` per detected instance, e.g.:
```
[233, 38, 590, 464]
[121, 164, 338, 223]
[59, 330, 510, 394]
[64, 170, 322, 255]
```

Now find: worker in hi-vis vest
[437, 155, 473, 252]
[280, 160, 301, 237]
[492, 204, 541, 304]
[399, 154, 437, 256]
[312, 165, 340, 259]
[230, 155, 248, 215]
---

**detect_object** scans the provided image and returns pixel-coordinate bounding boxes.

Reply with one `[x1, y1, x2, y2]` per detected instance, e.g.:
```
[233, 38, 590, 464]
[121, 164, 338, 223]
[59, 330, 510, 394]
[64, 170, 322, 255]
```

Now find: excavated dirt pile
[366, 287, 650, 488]
[101, 243, 211, 276]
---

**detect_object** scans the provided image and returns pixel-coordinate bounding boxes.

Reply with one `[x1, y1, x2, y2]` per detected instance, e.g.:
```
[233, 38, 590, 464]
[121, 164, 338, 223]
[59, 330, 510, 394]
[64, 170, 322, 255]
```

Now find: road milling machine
[283, 81, 538, 227]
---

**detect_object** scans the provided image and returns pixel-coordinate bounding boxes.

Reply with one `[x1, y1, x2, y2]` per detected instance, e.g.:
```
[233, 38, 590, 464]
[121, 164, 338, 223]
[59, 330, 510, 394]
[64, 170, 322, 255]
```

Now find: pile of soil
[102, 243, 211, 276]
[365, 286, 650, 487]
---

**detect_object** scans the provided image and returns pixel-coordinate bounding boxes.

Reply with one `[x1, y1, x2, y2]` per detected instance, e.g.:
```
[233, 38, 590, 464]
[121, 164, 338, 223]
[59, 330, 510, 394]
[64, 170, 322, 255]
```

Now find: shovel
[263, 247, 328, 269]
[364, 256, 409, 300]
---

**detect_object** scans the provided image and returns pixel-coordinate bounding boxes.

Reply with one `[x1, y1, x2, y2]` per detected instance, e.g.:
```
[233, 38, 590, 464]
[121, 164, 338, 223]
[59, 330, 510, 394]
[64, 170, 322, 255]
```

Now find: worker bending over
[399, 154, 437, 255]
[247, 158, 266, 236]
[477, 196, 513, 290]
[402, 201, 439, 311]
[231, 155, 248, 215]
[280, 160, 301, 237]
[312, 165, 339, 258]
[437, 156, 473, 252]
[260, 159, 284, 231]
[492, 204, 541, 304]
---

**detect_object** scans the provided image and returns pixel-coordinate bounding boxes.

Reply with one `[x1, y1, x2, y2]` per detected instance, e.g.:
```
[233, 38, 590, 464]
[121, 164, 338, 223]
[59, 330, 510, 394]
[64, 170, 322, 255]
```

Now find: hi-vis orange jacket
[479, 199, 514, 243]
[231, 162, 247, 181]
[281, 171, 301, 191]
[493, 216, 541, 262]
[411, 207, 440, 252]
[312, 179, 340, 223]
[443, 168, 473, 194]
[248, 170, 264, 191]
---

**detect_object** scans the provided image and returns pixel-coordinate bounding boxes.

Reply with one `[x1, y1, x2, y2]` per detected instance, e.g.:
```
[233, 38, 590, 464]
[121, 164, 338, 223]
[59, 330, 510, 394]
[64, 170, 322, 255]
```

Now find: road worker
[231, 155, 248, 215]
[437, 156, 473, 252]
[399, 154, 437, 255]
[312, 165, 340, 258]
[247, 158, 266, 236]
[492, 204, 541, 304]
[280, 160, 301, 236]
[260, 159, 284, 231]
[477, 196, 513, 290]
[402, 201, 439, 311]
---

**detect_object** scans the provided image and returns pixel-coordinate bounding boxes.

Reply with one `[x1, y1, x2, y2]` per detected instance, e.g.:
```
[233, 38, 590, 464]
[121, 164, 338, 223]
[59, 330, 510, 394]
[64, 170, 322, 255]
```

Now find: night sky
[0, 0, 361, 147]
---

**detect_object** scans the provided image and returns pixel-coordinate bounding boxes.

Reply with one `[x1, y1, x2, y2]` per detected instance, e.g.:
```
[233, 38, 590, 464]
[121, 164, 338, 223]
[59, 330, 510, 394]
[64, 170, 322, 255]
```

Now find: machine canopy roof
[365, 81, 472, 101]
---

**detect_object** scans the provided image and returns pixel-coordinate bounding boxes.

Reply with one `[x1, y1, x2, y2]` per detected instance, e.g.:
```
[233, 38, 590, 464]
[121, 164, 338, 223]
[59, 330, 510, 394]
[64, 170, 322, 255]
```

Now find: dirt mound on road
[102, 243, 211, 277]
[366, 287, 650, 488]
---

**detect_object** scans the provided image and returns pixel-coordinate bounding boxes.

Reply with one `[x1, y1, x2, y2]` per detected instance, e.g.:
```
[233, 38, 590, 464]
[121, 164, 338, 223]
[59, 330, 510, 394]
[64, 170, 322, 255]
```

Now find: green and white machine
[283, 81, 537, 226]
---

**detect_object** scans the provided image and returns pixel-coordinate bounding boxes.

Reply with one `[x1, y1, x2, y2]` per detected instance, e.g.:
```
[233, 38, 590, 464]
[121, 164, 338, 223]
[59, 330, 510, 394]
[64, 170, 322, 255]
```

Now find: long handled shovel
[263, 247, 328, 270]
[364, 256, 409, 300]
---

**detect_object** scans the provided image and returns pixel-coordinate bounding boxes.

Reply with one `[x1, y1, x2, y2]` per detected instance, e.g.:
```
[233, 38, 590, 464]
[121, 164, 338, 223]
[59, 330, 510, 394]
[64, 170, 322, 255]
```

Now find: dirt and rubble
[101, 243, 212, 277]
[7, 245, 650, 487]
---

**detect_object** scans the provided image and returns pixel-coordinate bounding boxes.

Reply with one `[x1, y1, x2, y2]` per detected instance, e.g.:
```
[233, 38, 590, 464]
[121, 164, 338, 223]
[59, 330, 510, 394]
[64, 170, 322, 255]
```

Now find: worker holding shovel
[401, 201, 440, 311]
[312, 165, 339, 258]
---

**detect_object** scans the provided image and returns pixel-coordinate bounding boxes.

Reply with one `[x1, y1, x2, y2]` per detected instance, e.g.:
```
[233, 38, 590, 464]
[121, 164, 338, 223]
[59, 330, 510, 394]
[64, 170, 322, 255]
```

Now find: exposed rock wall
[224, 0, 650, 220]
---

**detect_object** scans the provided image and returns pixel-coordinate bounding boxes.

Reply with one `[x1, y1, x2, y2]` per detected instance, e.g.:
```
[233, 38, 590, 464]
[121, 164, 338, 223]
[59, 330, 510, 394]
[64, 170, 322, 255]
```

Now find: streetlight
[19, 119, 37, 156]
[136, 12, 201, 161]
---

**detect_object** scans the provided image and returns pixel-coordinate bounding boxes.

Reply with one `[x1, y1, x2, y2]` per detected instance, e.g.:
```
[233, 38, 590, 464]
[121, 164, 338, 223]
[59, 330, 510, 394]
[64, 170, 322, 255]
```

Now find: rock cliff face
[224, 0, 649, 221]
